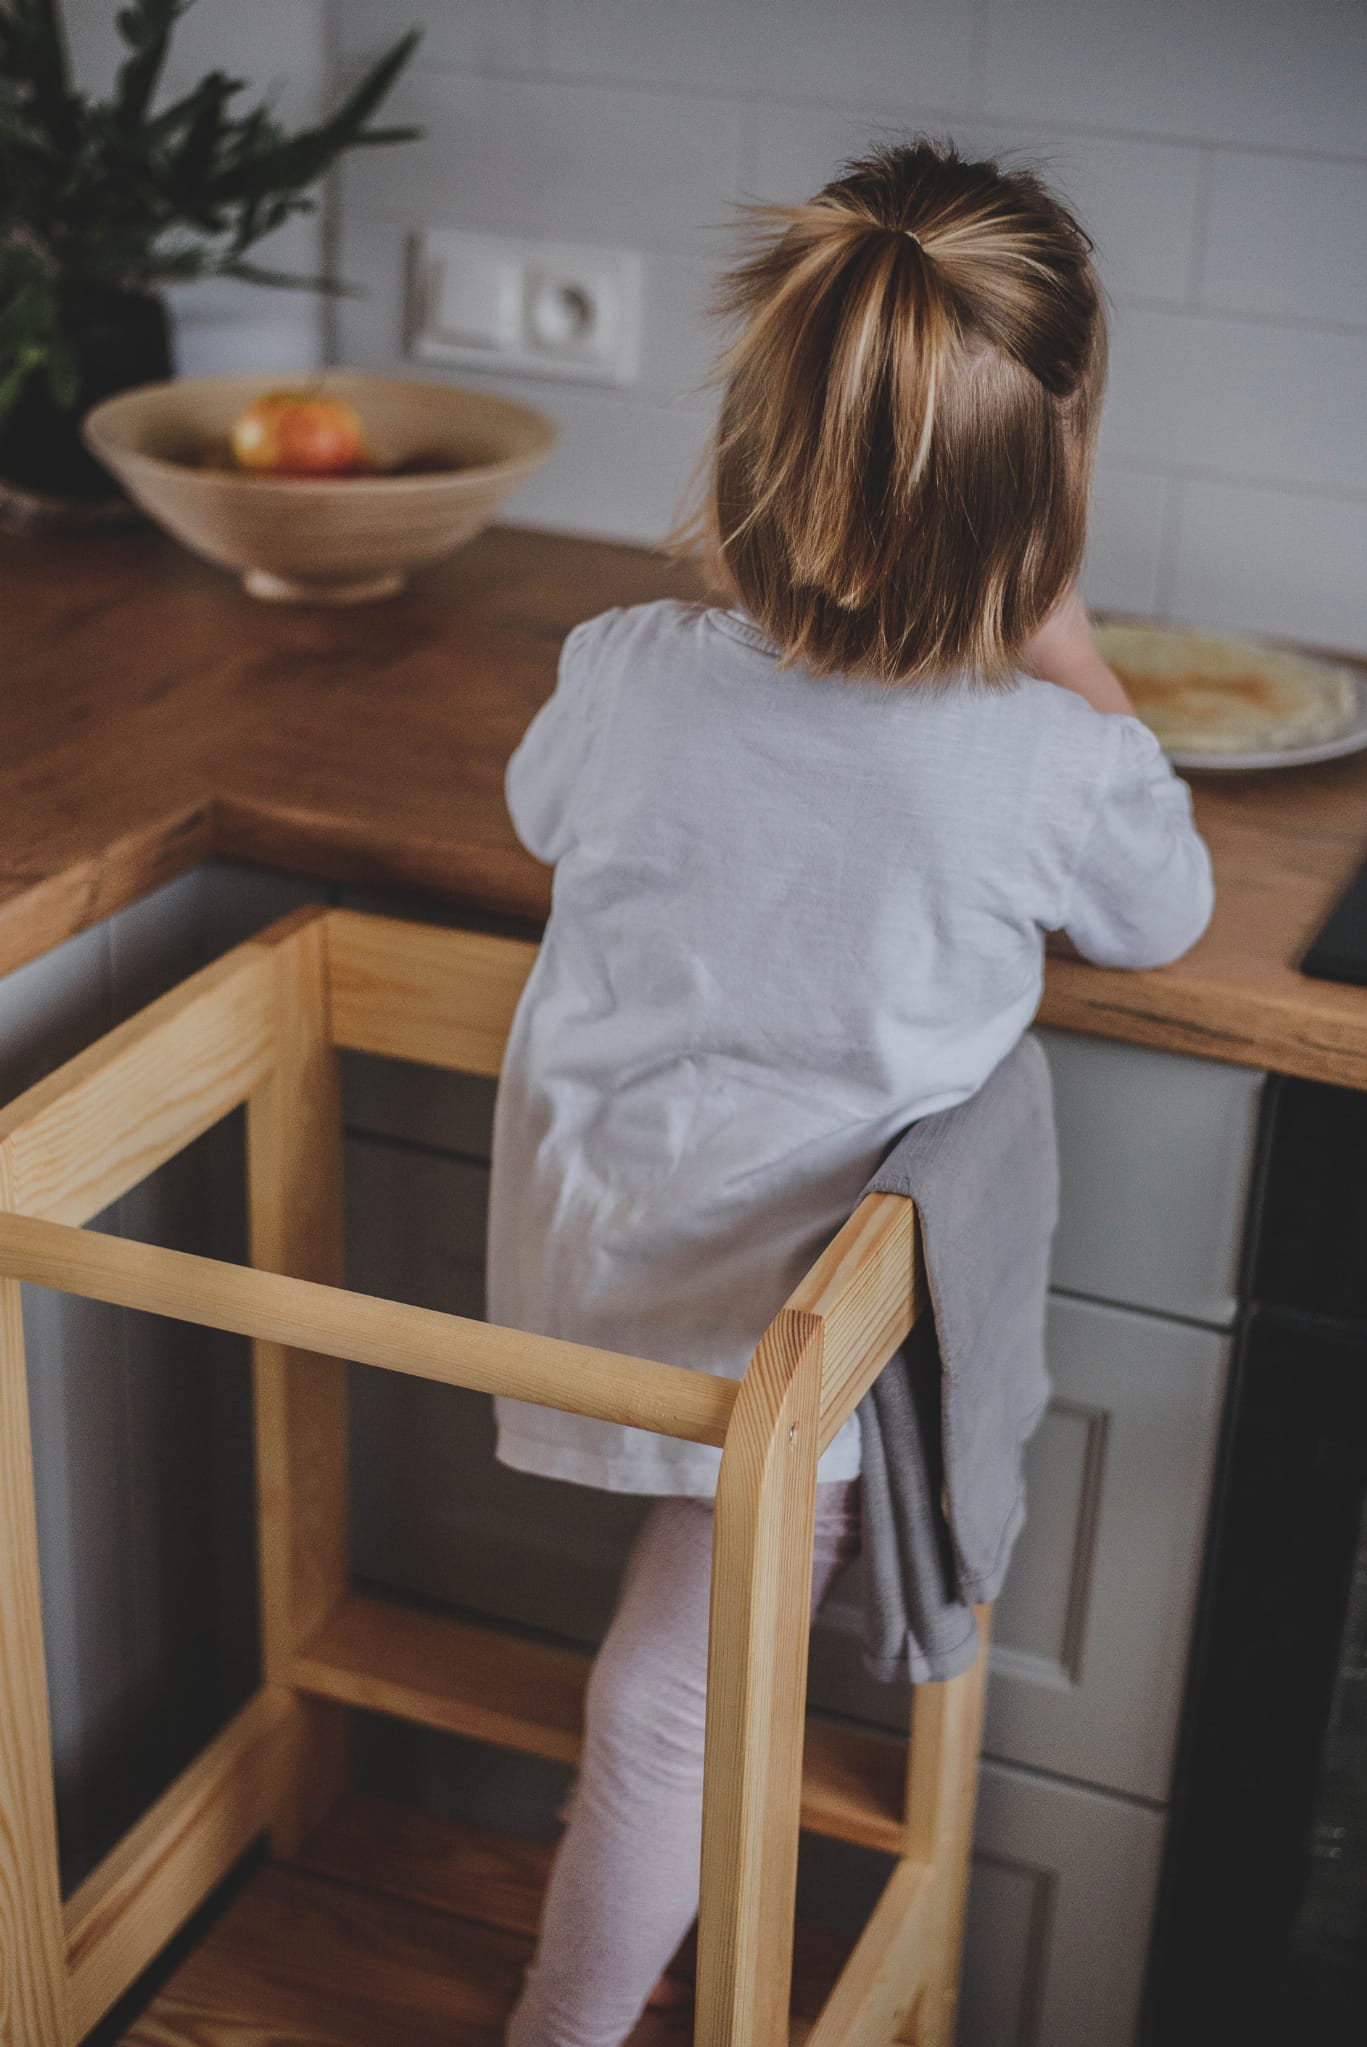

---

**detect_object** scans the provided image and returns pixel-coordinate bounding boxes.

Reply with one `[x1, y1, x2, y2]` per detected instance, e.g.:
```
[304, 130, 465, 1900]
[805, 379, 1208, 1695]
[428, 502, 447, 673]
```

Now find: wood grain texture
[0, 944, 274, 1226]
[326, 909, 538, 1075]
[244, 912, 353, 1855]
[0, 1147, 71, 2047]
[0, 525, 1364, 1085]
[289, 1591, 907, 1852]
[118, 1859, 531, 2047]
[901, 1608, 994, 2047]
[0, 1210, 737, 1445]
[782, 1192, 923, 1458]
[697, 1307, 826, 2047]
[62, 1686, 294, 2040]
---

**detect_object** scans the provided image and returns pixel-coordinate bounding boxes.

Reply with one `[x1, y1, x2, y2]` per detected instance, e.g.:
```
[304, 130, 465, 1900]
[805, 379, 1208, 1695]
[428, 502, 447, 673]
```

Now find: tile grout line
[380, 57, 1367, 169]
[1183, 148, 1216, 310]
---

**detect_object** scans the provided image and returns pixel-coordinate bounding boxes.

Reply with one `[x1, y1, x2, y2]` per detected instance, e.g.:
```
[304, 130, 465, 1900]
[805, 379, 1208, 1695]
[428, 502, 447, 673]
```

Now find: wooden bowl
[82, 371, 557, 603]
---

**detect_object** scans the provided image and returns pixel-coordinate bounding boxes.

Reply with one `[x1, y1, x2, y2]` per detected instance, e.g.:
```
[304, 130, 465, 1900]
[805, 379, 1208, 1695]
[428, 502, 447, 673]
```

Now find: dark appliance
[1143, 1073, 1367, 2046]
[1303, 849, 1367, 988]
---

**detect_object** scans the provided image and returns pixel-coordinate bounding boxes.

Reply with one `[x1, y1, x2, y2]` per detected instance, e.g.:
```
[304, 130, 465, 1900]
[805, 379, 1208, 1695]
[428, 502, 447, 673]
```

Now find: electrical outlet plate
[408, 229, 642, 387]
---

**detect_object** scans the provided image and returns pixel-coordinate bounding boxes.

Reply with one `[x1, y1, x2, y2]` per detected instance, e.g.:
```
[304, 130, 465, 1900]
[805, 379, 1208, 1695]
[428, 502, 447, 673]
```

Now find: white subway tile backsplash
[1099, 305, 1367, 494]
[337, 0, 541, 73]
[543, 0, 756, 94]
[338, 70, 746, 251]
[1199, 153, 1367, 328]
[750, 105, 1203, 304]
[982, 0, 1367, 156]
[1082, 466, 1172, 618]
[1168, 479, 1367, 656]
[453, 376, 715, 542]
[744, 0, 979, 111]
[545, 0, 980, 110]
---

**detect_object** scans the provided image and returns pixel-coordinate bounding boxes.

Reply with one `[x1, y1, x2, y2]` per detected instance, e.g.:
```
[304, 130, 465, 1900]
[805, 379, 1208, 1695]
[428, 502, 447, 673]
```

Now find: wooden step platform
[292, 1592, 910, 1854]
[115, 1793, 854, 2045]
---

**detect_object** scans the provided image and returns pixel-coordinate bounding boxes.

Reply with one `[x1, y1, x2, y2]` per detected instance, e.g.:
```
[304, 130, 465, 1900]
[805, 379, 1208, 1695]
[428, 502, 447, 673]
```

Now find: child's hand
[1018, 583, 1136, 717]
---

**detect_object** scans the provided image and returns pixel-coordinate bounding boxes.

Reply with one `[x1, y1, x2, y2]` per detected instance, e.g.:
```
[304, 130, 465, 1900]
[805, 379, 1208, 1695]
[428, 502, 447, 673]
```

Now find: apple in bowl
[229, 389, 369, 476]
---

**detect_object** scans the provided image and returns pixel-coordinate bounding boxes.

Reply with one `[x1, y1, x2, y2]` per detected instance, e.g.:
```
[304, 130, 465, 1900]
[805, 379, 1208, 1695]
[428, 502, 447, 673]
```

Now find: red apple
[230, 389, 368, 475]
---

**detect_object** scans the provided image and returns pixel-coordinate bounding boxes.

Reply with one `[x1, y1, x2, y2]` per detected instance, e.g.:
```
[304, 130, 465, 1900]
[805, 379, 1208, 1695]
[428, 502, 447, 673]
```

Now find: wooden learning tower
[0, 905, 990, 2047]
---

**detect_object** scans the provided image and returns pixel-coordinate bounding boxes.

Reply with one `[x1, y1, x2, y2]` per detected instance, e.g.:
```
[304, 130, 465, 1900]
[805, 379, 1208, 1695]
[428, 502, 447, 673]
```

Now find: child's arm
[1057, 715, 1215, 970]
[1019, 584, 1135, 717]
[1022, 587, 1214, 968]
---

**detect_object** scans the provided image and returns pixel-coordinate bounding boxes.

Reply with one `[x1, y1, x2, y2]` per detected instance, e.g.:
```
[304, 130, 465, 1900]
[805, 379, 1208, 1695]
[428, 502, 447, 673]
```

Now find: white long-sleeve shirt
[485, 598, 1214, 1496]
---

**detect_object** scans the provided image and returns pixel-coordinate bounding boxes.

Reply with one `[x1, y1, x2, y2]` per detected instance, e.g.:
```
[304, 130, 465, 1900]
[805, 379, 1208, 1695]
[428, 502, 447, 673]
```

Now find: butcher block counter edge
[3, 522, 1367, 1092]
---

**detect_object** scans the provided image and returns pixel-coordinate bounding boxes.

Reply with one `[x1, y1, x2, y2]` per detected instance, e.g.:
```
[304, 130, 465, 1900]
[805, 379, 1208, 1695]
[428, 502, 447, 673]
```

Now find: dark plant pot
[0, 282, 173, 502]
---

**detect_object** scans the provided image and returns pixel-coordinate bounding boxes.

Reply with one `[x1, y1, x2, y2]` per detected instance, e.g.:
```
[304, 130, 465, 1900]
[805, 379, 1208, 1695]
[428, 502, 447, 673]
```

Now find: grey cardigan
[852, 1032, 1059, 1683]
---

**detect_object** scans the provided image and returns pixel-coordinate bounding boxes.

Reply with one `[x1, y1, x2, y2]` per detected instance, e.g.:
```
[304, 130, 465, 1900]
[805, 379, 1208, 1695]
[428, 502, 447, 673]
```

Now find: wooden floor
[115, 1793, 855, 2045]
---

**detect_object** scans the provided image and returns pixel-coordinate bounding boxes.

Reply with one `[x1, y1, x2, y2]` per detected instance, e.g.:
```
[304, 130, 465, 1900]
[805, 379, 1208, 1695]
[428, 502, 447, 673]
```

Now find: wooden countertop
[4, 523, 1367, 1088]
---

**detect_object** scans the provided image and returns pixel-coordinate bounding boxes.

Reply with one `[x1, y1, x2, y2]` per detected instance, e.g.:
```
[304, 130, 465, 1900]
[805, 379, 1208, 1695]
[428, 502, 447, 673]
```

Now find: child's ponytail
[669, 140, 1108, 688]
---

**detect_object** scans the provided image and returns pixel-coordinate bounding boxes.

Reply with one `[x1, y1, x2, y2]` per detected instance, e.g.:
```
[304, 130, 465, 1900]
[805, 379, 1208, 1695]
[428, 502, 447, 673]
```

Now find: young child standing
[487, 139, 1213, 2047]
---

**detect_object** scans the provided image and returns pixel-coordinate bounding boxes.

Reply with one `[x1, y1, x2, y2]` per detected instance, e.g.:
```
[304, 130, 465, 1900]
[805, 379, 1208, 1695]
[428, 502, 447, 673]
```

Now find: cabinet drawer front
[342, 1049, 497, 1160]
[808, 1295, 1229, 1801]
[962, 1760, 1165, 2047]
[984, 1296, 1228, 1798]
[1039, 1027, 1264, 1326]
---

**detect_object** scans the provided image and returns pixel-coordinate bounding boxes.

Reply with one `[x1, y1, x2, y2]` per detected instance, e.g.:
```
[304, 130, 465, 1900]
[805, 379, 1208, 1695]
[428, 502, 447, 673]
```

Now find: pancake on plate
[1093, 624, 1359, 755]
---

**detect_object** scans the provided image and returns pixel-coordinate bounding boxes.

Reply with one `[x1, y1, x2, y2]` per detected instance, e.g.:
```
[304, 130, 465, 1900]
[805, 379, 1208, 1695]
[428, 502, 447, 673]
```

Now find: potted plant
[0, 0, 420, 519]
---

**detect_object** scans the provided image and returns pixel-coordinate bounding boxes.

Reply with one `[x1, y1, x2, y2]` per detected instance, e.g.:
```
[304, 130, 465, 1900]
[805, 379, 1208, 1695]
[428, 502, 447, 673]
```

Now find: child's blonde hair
[669, 138, 1108, 686]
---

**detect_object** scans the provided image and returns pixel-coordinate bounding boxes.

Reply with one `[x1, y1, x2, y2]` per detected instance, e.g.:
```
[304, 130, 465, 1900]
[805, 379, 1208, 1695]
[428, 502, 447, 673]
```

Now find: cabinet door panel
[1040, 1027, 1263, 1327]
[808, 1296, 1229, 1802]
[960, 1760, 1165, 2047]
[984, 1296, 1228, 1798]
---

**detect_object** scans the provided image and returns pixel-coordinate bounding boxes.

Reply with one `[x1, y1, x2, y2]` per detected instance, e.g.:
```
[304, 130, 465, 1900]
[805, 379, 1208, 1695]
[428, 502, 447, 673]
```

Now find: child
[487, 139, 1213, 2047]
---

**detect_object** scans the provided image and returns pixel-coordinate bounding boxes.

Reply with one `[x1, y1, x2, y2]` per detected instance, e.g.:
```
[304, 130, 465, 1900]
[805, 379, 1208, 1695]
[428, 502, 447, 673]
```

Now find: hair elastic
[904, 228, 924, 250]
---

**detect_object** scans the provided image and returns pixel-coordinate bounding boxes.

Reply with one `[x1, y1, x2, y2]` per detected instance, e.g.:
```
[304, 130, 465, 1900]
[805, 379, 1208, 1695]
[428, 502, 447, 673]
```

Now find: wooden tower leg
[0, 1150, 71, 2047]
[246, 913, 352, 1858]
[696, 1308, 824, 2047]
[899, 1608, 993, 2047]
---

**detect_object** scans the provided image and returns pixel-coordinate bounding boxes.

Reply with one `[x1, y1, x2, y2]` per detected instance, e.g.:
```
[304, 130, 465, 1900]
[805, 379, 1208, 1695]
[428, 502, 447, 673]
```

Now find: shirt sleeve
[1058, 714, 1215, 969]
[504, 612, 618, 865]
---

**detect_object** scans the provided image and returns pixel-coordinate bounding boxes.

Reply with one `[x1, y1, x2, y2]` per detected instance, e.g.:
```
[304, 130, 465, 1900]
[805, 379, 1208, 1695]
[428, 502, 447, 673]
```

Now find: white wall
[331, 0, 1367, 654]
[63, 0, 329, 377]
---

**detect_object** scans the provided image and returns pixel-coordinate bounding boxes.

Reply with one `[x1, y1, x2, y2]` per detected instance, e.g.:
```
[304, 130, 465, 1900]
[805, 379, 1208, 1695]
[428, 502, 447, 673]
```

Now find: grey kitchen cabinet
[1039, 1026, 1264, 1327]
[960, 1759, 1167, 2047]
[810, 1295, 1232, 1802]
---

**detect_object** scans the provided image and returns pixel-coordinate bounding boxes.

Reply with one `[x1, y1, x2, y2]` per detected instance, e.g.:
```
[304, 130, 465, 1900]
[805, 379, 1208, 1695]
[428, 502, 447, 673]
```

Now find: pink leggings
[505, 1478, 863, 2047]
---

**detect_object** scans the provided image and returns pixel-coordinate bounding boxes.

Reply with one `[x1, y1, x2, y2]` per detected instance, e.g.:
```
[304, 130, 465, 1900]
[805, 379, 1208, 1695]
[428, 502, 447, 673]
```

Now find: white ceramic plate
[1096, 618, 1367, 773]
[1170, 667, 1367, 769]
[1166, 669, 1367, 772]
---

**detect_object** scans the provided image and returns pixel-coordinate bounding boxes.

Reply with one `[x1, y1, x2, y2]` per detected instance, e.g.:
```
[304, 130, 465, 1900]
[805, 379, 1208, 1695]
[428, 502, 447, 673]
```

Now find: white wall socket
[408, 229, 642, 387]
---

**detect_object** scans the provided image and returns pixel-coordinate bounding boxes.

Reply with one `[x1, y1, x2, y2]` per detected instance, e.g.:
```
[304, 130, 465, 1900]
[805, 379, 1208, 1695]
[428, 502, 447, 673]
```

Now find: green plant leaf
[1, 3, 423, 310]
[210, 28, 422, 202]
[11, 1, 75, 137]
[113, 0, 188, 130]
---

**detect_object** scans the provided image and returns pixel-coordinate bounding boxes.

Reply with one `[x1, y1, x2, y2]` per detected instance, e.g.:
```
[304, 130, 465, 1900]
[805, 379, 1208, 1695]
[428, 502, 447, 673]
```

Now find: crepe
[1094, 623, 1359, 755]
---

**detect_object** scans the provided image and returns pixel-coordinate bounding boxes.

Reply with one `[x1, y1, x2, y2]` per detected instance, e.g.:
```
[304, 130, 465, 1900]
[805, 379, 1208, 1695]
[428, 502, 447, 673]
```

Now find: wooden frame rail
[0, 906, 990, 2047]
